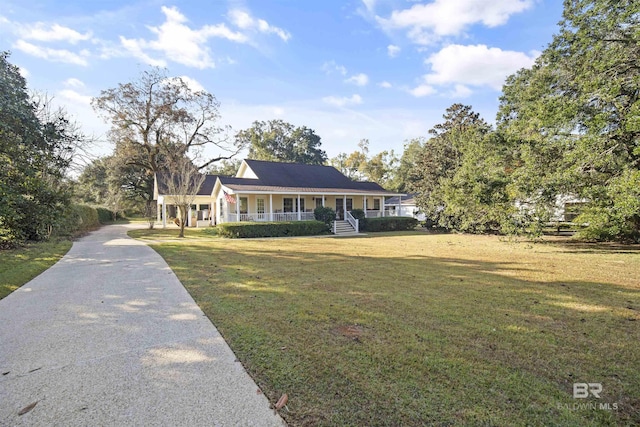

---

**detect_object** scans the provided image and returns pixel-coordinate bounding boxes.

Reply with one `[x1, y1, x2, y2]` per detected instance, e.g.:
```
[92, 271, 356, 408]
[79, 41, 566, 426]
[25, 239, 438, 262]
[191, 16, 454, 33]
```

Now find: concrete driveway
[0, 224, 283, 426]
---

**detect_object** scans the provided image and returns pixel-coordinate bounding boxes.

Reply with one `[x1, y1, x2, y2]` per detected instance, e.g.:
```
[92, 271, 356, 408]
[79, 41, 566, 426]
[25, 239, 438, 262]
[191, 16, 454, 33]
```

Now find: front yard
[138, 231, 640, 426]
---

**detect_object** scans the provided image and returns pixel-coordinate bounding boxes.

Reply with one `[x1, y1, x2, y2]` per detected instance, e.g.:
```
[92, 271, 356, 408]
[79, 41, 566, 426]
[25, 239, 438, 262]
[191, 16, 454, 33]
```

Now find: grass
[134, 230, 640, 426]
[0, 239, 72, 300]
[127, 226, 218, 241]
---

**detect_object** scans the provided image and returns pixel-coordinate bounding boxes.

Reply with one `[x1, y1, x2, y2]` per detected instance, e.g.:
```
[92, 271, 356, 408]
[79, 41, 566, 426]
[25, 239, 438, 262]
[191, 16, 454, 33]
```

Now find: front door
[336, 198, 344, 220]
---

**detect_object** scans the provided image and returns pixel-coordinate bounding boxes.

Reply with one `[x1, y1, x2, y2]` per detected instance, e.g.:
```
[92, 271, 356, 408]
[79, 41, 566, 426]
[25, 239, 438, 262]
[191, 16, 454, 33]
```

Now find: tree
[163, 156, 206, 238]
[76, 157, 111, 204]
[92, 68, 242, 206]
[498, 0, 640, 241]
[206, 159, 241, 176]
[330, 139, 398, 188]
[237, 119, 327, 164]
[0, 52, 80, 244]
[388, 138, 426, 192]
[410, 104, 495, 230]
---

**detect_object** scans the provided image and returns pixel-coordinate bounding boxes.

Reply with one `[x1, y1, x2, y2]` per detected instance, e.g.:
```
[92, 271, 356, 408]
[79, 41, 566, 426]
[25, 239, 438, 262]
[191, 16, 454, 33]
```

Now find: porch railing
[345, 210, 359, 233]
[226, 212, 315, 222]
[365, 210, 397, 218]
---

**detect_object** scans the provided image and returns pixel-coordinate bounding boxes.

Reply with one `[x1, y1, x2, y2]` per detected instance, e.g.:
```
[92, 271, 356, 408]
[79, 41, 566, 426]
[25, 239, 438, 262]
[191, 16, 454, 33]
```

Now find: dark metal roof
[156, 173, 221, 196]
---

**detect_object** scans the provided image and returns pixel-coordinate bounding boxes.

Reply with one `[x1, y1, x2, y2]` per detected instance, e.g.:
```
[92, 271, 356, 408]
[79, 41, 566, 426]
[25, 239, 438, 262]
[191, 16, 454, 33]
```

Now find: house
[154, 159, 404, 233]
[384, 193, 426, 221]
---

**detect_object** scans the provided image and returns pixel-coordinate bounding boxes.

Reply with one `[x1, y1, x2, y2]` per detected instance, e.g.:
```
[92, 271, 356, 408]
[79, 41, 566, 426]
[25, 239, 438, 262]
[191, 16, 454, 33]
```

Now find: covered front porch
[219, 192, 401, 224]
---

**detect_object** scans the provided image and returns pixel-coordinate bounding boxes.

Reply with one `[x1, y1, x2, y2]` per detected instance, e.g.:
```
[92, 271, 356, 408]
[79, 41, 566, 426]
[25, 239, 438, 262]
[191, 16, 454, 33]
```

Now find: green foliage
[574, 170, 640, 242]
[497, 0, 640, 241]
[0, 52, 77, 245]
[96, 207, 121, 223]
[362, 217, 418, 232]
[330, 139, 398, 189]
[350, 209, 365, 221]
[237, 119, 327, 164]
[314, 206, 336, 224]
[217, 221, 328, 238]
[409, 104, 510, 234]
[55, 204, 100, 237]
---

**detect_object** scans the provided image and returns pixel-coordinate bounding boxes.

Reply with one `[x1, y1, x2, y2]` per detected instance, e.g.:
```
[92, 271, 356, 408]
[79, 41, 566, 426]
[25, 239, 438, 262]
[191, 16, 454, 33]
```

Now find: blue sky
[1, 0, 564, 162]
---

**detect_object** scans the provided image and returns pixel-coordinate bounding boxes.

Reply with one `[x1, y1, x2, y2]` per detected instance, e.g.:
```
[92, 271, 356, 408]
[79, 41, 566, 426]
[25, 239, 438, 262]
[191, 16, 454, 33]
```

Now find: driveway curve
[0, 224, 283, 426]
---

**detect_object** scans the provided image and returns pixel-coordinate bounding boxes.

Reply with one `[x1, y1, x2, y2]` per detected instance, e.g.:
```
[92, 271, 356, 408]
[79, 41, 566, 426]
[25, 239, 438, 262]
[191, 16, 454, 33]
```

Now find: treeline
[402, 1, 640, 242]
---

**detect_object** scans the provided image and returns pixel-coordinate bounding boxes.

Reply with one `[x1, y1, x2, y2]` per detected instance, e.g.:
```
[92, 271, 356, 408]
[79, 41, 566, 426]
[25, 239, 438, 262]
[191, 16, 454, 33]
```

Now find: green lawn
[0, 239, 72, 300]
[136, 231, 640, 426]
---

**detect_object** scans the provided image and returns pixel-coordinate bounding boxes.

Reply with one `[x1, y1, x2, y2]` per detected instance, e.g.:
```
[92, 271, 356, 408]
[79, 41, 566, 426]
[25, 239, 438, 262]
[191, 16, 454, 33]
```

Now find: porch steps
[333, 220, 359, 236]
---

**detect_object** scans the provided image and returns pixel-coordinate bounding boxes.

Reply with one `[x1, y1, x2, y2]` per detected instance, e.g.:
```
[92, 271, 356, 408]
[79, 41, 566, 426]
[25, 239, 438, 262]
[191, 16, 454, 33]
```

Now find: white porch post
[157, 203, 161, 223]
[269, 194, 273, 221]
[343, 194, 347, 219]
[364, 196, 367, 216]
[187, 206, 192, 227]
[162, 201, 167, 228]
[322, 195, 325, 207]
[236, 194, 240, 220]
[297, 194, 301, 221]
[397, 196, 401, 217]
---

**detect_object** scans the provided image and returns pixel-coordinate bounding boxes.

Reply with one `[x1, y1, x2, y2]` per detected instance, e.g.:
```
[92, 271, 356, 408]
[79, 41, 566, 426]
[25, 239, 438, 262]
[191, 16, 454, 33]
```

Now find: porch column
[364, 196, 367, 216]
[269, 194, 273, 221]
[162, 201, 167, 228]
[157, 203, 161, 223]
[343, 194, 347, 219]
[187, 206, 192, 227]
[322, 195, 325, 207]
[397, 196, 401, 217]
[236, 193, 240, 220]
[297, 194, 301, 221]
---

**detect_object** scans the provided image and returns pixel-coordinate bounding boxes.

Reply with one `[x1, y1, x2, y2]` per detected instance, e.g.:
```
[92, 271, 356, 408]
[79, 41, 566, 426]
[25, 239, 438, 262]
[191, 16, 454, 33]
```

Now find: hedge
[96, 207, 120, 224]
[362, 216, 418, 232]
[218, 221, 329, 238]
[57, 204, 101, 236]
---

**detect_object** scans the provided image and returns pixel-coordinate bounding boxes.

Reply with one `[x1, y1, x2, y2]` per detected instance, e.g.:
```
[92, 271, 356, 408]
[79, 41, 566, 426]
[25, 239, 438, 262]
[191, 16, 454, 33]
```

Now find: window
[199, 204, 208, 211]
[315, 198, 323, 208]
[257, 199, 265, 214]
[346, 198, 353, 211]
[283, 198, 293, 212]
[296, 198, 305, 212]
[240, 197, 248, 214]
[373, 198, 380, 210]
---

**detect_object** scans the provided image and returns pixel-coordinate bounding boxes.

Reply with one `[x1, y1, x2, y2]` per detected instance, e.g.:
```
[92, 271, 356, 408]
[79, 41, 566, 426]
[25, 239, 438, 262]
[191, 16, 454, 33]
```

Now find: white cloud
[58, 89, 92, 106]
[362, 0, 377, 13]
[449, 84, 473, 98]
[322, 60, 347, 76]
[19, 23, 92, 44]
[409, 84, 436, 97]
[379, 81, 392, 88]
[345, 73, 369, 86]
[322, 94, 363, 107]
[424, 44, 537, 90]
[387, 44, 401, 57]
[378, 0, 533, 45]
[64, 78, 85, 89]
[13, 39, 89, 66]
[228, 9, 291, 41]
[18, 67, 30, 78]
[120, 6, 249, 69]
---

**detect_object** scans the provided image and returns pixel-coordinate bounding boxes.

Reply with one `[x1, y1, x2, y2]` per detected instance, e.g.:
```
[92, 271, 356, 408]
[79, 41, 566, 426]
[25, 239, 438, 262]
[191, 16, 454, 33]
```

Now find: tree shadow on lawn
[160, 242, 640, 426]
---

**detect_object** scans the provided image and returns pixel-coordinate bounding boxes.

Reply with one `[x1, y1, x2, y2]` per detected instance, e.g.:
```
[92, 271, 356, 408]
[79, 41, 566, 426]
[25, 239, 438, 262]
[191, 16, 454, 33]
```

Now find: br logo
[573, 383, 602, 399]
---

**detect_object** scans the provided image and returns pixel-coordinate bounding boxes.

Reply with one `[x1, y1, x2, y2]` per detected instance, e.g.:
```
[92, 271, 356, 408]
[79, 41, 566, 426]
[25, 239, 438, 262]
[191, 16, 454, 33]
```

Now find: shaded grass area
[147, 233, 640, 426]
[127, 226, 218, 241]
[0, 239, 72, 300]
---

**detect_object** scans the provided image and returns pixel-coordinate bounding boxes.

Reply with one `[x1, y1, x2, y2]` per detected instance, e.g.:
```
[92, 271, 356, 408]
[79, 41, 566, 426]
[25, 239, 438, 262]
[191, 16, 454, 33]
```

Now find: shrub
[362, 217, 418, 232]
[57, 204, 100, 237]
[218, 221, 329, 238]
[96, 207, 119, 223]
[314, 206, 336, 225]
[350, 209, 366, 221]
